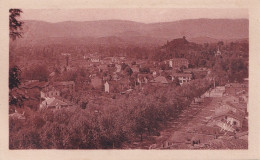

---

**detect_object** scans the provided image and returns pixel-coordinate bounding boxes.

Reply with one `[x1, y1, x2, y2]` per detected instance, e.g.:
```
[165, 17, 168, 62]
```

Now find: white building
[165, 58, 189, 69]
[40, 88, 60, 99]
[171, 73, 192, 85]
[91, 58, 100, 63]
[169, 60, 173, 68]
[215, 47, 222, 56]
[152, 71, 157, 77]
[115, 64, 121, 72]
[40, 97, 69, 110]
[104, 81, 110, 93]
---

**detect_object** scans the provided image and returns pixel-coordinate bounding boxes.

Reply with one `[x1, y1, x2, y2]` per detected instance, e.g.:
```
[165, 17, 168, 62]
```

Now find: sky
[21, 8, 248, 23]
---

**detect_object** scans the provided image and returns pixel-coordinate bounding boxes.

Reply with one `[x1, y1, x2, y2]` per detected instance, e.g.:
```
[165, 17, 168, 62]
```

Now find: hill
[16, 19, 248, 46]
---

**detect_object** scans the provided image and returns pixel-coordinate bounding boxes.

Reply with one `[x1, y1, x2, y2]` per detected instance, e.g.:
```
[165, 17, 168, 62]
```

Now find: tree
[81, 101, 88, 109]
[229, 58, 248, 82]
[9, 9, 23, 90]
[217, 41, 224, 46]
[9, 9, 25, 111]
[125, 67, 133, 76]
[24, 65, 49, 81]
[9, 9, 23, 40]
[9, 65, 21, 90]
[139, 67, 150, 74]
[9, 8, 24, 104]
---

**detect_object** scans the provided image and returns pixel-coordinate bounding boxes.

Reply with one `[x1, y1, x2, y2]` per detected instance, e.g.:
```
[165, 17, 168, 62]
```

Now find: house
[89, 53, 100, 63]
[40, 97, 70, 110]
[152, 71, 157, 77]
[111, 57, 120, 63]
[102, 57, 113, 64]
[165, 58, 189, 69]
[172, 73, 192, 85]
[104, 81, 110, 93]
[131, 65, 140, 73]
[65, 66, 77, 72]
[215, 121, 236, 132]
[103, 57, 121, 64]
[215, 47, 222, 56]
[213, 110, 245, 132]
[194, 97, 204, 104]
[225, 101, 247, 113]
[150, 76, 169, 84]
[115, 64, 122, 72]
[150, 67, 160, 77]
[214, 104, 237, 115]
[9, 110, 25, 120]
[236, 90, 246, 96]
[90, 57, 100, 63]
[215, 86, 225, 91]
[49, 71, 56, 77]
[137, 74, 151, 84]
[119, 56, 126, 61]
[40, 87, 60, 99]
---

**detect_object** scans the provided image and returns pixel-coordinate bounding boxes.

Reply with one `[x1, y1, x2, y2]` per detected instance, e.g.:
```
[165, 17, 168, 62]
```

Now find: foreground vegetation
[10, 78, 211, 149]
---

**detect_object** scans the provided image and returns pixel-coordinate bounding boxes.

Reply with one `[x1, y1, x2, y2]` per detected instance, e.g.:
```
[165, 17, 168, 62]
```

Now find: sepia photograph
[7, 8, 250, 150]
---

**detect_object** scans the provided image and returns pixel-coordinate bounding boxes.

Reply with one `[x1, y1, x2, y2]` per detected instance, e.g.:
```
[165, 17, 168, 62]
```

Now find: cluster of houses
[205, 82, 248, 134]
[9, 53, 205, 115]
[212, 104, 246, 133]
[10, 80, 76, 113]
[81, 54, 194, 93]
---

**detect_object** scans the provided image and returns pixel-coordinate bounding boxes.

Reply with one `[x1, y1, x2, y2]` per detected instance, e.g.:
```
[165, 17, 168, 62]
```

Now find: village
[9, 43, 248, 149]
[10, 50, 197, 113]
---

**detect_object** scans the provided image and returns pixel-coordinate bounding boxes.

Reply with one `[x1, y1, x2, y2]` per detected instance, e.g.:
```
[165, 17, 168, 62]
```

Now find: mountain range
[17, 18, 249, 45]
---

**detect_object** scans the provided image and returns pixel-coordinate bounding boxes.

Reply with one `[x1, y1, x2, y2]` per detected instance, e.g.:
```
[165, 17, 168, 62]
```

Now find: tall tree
[9, 66, 21, 90]
[9, 9, 24, 110]
[9, 9, 23, 40]
[9, 9, 23, 90]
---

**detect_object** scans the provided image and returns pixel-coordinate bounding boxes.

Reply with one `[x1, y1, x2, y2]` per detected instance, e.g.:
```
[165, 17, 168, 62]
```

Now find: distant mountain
[18, 19, 248, 46]
[188, 36, 249, 44]
[22, 20, 146, 39]
[147, 19, 248, 40]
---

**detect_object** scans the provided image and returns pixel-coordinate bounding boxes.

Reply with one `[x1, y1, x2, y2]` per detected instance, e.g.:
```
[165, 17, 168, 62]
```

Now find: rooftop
[151, 76, 169, 84]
